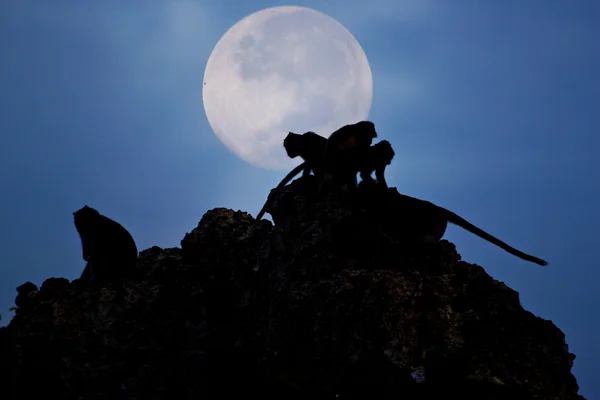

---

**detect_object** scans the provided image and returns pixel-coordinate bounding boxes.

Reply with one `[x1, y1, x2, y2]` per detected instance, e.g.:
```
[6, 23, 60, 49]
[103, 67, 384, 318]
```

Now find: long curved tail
[256, 162, 306, 221]
[444, 208, 548, 266]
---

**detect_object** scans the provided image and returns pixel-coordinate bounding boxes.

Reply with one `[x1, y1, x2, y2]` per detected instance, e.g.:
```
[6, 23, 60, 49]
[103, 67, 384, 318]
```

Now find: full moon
[202, 6, 373, 171]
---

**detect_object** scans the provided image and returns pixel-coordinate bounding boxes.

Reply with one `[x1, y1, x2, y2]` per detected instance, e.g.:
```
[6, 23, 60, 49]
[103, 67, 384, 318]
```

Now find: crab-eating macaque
[283, 131, 328, 175]
[256, 131, 327, 220]
[390, 193, 548, 266]
[321, 120, 378, 190]
[359, 140, 395, 189]
[73, 205, 139, 284]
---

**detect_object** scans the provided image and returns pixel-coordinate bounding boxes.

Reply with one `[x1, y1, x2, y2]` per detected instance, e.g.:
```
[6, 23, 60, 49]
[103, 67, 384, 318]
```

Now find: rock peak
[0, 177, 582, 399]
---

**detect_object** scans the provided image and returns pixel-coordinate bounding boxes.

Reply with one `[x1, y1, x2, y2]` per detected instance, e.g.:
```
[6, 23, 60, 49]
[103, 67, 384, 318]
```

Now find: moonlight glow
[202, 6, 373, 171]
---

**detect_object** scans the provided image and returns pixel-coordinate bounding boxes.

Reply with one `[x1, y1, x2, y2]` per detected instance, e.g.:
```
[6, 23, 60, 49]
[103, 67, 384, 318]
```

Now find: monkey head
[73, 205, 100, 234]
[356, 120, 377, 137]
[283, 131, 325, 159]
[354, 121, 378, 147]
[372, 140, 395, 166]
[339, 120, 377, 146]
[283, 132, 304, 158]
[327, 121, 378, 156]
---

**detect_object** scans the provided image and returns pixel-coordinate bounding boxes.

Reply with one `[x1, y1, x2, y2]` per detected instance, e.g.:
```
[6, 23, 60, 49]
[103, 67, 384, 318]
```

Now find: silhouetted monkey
[283, 131, 328, 175]
[256, 131, 327, 220]
[73, 205, 138, 283]
[388, 192, 548, 266]
[321, 120, 378, 190]
[359, 139, 395, 189]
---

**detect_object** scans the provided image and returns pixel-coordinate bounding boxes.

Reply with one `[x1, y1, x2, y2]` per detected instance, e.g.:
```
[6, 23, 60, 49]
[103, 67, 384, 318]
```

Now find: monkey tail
[444, 209, 548, 266]
[256, 162, 306, 221]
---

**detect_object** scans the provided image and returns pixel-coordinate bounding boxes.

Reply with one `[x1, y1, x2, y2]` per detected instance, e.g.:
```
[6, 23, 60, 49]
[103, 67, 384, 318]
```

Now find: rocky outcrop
[0, 176, 584, 399]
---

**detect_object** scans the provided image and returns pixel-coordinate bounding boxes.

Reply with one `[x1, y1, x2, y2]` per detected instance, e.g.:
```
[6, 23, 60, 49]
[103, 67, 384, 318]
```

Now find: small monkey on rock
[359, 140, 395, 189]
[283, 131, 329, 176]
[256, 131, 328, 220]
[385, 192, 548, 266]
[73, 205, 138, 284]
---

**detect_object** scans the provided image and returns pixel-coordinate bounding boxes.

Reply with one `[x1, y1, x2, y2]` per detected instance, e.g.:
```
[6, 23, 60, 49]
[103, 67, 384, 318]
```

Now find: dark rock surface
[0, 176, 584, 399]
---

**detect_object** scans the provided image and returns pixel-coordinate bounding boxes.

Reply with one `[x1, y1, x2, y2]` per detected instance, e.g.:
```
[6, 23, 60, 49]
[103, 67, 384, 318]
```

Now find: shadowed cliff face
[0, 176, 584, 399]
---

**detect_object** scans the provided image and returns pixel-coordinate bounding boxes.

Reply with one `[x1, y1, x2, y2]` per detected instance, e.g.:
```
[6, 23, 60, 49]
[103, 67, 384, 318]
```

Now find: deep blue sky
[1, 1, 598, 396]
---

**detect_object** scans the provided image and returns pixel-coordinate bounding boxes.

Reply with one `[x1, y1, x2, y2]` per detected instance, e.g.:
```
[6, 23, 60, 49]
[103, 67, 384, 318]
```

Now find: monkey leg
[88, 260, 98, 282]
[80, 262, 92, 282]
[301, 166, 311, 178]
[330, 165, 358, 191]
[87, 259, 114, 284]
[360, 169, 374, 183]
[375, 169, 388, 189]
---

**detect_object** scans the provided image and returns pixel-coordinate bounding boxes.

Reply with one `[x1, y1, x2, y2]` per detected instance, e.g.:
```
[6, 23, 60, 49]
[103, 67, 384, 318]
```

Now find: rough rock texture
[0, 176, 584, 399]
